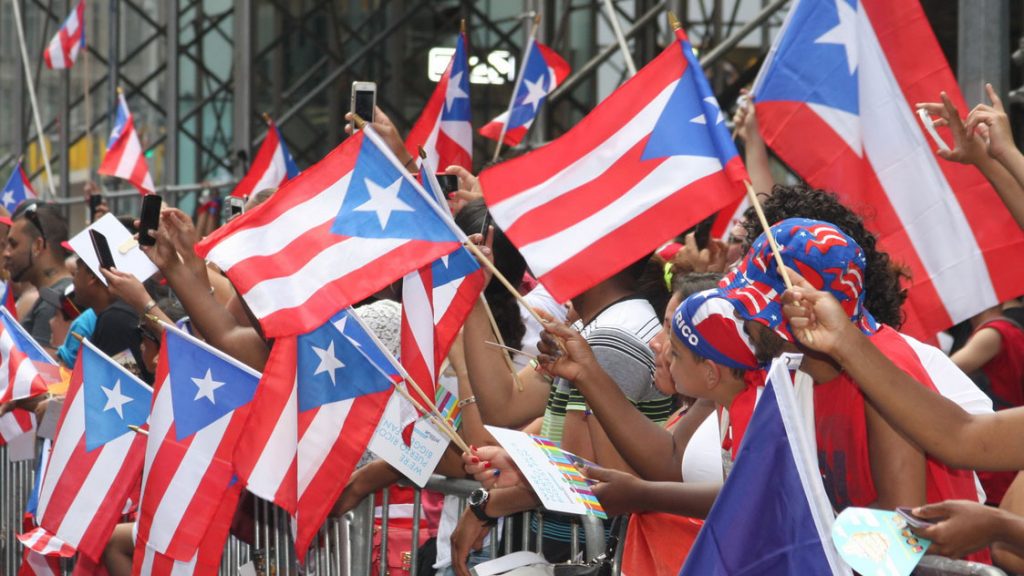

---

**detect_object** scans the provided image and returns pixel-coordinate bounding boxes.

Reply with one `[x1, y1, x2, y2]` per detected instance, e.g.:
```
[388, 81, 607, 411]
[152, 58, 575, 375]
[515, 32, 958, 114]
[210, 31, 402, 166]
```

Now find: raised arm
[733, 93, 774, 194]
[144, 209, 269, 370]
[539, 320, 715, 482]
[783, 269, 1024, 471]
[919, 86, 1024, 229]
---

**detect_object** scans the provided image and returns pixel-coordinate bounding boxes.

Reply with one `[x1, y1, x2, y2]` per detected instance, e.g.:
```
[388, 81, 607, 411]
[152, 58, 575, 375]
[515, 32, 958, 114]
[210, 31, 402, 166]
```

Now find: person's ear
[703, 360, 720, 390]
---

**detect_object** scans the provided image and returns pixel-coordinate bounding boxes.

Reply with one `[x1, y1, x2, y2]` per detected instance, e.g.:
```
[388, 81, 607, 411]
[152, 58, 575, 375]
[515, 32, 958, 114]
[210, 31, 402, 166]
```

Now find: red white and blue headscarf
[672, 289, 759, 371]
[717, 217, 878, 340]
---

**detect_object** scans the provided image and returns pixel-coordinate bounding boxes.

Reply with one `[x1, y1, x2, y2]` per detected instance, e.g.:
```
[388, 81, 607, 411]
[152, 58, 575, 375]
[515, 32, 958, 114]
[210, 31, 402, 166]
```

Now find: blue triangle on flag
[642, 44, 737, 163]
[331, 135, 459, 242]
[167, 329, 259, 441]
[82, 344, 152, 451]
[297, 309, 395, 412]
[431, 247, 479, 287]
[753, 0, 859, 114]
[680, 375, 836, 574]
[441, 35, 471, 122]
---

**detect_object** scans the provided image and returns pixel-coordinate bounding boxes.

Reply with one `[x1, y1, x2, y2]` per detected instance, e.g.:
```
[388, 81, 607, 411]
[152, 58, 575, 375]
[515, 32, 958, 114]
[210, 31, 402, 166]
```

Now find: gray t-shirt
[23, 277, 72, 348]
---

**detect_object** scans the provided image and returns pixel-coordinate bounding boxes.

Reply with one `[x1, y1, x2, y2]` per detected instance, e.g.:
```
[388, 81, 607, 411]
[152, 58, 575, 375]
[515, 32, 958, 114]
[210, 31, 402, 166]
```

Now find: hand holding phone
[89, 229, 116, 270]
[138, 194, 162, 247]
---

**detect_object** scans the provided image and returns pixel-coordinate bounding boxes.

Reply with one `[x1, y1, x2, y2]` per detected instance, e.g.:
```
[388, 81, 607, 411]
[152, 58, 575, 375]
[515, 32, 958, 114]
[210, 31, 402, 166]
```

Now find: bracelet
[142, 299, 158, 314]
[403, 156, 417, 171]
[456, 396, 477, 409]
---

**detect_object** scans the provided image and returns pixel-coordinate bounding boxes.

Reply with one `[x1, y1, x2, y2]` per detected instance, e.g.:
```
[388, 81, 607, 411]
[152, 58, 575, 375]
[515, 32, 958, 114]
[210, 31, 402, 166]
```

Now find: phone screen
[354, 90, 375, 123]
[138, 194, 162, 247]
[435, 174, 460, 195]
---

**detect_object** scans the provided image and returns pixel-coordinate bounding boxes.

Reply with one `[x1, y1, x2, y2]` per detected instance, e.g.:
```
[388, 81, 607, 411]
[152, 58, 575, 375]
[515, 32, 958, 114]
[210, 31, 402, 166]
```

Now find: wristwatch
[468, 488, 499, 525]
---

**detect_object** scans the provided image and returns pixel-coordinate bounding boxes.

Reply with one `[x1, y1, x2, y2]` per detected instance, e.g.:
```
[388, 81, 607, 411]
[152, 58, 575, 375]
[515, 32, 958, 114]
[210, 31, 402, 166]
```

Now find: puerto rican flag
[43, 0, 85, 70]
[480, 40, 570, 147]
[230, 116, 300, 199]
[2, 162, 37, 214]
[405, 31, 472, 171]
[0, 306, 60, 403]
[0, 409, 34, 446]
[196, 126, 465, 338]
[133, 484, 242, 575]
[233, 307, 395, 559]
[401, 247, 484, 423]
[98, 93, 155, 195]
[134, 323, 259, 563]
[481, 27, 747, 302]
[18, 339, 151, 565]
[752, 0, 1024, 338]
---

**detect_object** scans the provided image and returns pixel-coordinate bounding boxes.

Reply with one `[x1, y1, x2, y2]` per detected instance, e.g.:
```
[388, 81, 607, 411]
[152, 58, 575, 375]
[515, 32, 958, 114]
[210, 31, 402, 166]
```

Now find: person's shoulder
[588, 298, 659, 340]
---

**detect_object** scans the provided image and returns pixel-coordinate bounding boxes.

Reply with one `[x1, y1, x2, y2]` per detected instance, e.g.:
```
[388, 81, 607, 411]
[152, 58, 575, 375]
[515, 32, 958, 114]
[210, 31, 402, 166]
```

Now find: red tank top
[978, 319, 1024, 408]
[815, 326, 989, 563]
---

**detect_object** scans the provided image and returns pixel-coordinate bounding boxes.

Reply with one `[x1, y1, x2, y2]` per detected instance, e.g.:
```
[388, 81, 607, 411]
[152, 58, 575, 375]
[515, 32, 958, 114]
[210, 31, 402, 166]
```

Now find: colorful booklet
[832, 507, 931, 576]
[486, 425, 607, 519]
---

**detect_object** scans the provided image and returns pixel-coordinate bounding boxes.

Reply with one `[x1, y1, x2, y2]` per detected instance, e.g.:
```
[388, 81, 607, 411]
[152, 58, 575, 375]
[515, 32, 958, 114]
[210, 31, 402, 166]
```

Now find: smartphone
[138, 194, 162, 247]
[89, 229, 116, 270]
[435, 174, 460, 195]
[896, 507, 936, 529]
[227, 196, 245, 219]
[351, 81, 377, 126]
[88, 194, 103, 220]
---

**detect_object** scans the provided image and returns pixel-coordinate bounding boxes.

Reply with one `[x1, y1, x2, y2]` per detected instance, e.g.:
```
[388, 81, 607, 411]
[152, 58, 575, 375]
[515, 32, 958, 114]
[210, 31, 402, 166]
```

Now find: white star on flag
[520, 76, 548, 111]
[445, 71, 469, 112]
[691, 97, 725, 125]
[312, 341, 345, 385]
[102, 380, 133, 419]
[2, 190, 13, 208]
[815, 0, 859, 75]
[354, 176, 415, 230]
[192, 368, 226, 403]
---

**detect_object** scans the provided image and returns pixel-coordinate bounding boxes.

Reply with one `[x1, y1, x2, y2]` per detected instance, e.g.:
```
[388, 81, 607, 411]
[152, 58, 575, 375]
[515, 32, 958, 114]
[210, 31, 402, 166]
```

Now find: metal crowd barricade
[3, 452, 1011, 576]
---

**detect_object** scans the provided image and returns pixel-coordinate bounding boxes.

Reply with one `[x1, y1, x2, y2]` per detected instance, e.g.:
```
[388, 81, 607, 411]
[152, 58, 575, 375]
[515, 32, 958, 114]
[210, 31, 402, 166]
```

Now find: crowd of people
[2, 81, 1024, 576]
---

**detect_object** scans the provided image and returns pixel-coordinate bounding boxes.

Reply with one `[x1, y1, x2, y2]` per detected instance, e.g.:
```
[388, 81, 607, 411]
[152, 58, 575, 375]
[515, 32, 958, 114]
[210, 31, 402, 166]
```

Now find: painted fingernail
[471, 456, 480, 463]
[484, 462, 492, 468]
[470, 445, 477, 452]
[493, 469, 501, 477]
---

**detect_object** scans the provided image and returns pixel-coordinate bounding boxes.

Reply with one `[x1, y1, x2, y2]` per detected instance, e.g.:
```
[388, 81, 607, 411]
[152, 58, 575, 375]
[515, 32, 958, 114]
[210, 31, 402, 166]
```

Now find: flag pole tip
[534, 12, 542, 26]
[668, 11, 681, 31]
[417, 146, 427, 159]
[460, 19, 467, 34]
[116, 86, 123, 95]
[261, 112, 271, 124]
[351, 113, 368, 130]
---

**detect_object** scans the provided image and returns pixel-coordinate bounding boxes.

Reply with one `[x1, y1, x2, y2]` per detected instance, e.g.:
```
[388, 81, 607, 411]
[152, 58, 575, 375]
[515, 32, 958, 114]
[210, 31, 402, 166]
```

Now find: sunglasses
[22, 204, 47, 246]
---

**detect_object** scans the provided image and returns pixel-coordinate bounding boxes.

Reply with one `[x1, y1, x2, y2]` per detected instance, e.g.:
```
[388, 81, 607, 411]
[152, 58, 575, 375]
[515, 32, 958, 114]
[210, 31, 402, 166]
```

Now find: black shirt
[91, 300, 151, 383]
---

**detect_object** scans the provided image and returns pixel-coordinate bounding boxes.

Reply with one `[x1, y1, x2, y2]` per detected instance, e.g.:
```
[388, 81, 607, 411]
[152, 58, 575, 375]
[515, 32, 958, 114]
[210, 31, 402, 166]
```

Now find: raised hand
[916, 91, 987, 165]
[462, 445, 524, 489]
[780, 266, 857, 356]
[536, 317, 595, 383]
[965, 83, 1017, 163]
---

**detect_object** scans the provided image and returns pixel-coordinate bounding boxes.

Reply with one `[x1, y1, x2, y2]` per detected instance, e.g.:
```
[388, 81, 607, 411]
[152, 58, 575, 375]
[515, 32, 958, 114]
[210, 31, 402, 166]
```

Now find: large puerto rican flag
[230, 116, 300, 199]
[18, 339, 151, 565]
[405, 30, 472, 171]
[480, 27, 747, 302]
[197, 126, 465, 338]
[134, 322, 260, 564]
[232, 307, 395, 560]
[752, 0, 1024, 338]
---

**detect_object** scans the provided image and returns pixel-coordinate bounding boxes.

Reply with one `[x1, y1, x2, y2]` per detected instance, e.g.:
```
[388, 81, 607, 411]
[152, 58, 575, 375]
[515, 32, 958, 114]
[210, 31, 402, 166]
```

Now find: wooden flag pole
[10, 0, 58, 200]
[492, 13, 541, 162]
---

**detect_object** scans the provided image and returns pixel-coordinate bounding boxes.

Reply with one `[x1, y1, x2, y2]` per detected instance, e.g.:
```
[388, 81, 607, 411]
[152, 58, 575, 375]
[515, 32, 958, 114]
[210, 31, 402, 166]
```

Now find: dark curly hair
[741, 184, 909, 328]
[455, 199, 527, 350]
